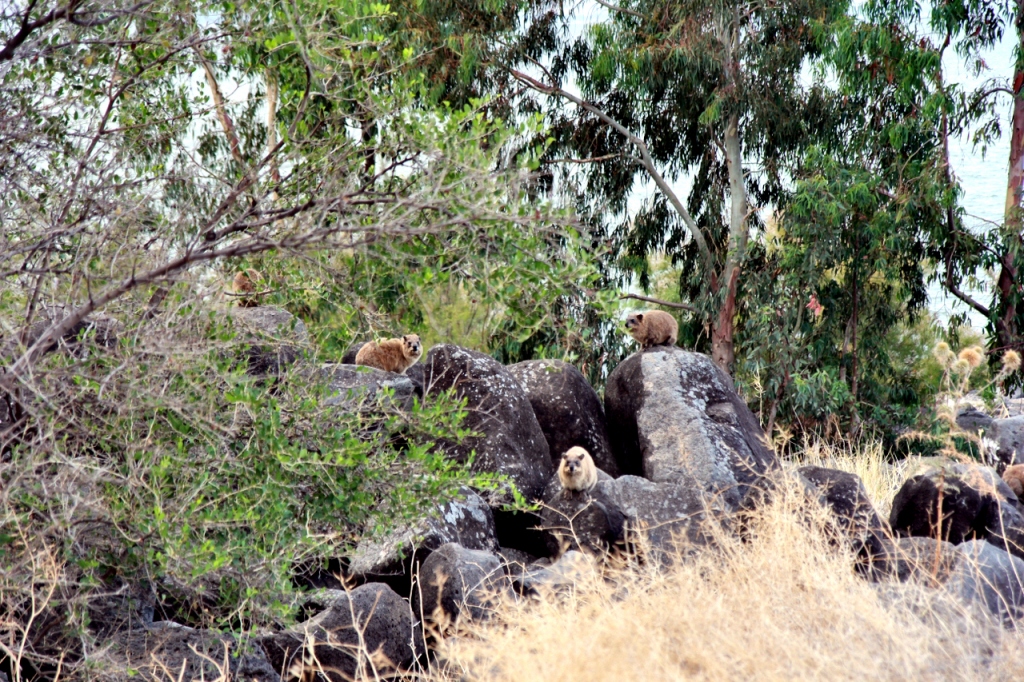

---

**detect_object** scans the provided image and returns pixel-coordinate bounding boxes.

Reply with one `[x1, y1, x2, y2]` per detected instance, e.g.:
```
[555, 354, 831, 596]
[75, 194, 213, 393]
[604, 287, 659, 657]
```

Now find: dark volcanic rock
[890, 466, 1024, 558]
[889, 473, 998, 545]
[594, 475, 710, 561]
[346, 488, 498, 587]
[508, 359, 619, 476]
[798, 466, 889, 561]
[319, 363, 417, 411]
[105, 621, 277, 681]
[261, 583, 420, 682]
[423, 344, 552, 501]
[539, 480, 626, 557]
[412, 543, 510, 632]
[604, 348, 778, 509]
[227, 305, 309, 377]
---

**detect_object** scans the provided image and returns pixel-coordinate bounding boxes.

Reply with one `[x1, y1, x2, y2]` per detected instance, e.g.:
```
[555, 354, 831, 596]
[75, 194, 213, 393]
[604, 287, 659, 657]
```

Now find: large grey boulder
[100, 621, 277, 681]
[412, 543, 510, 633]
[987, 415, 1024, 467]
[594, 475, 710, 561]
[346, 488, 499, 585]
[508, 359, 619, 476]
[604, 348, 778, 509]
[947, 540, 1024, 623]
[320, 363, 418, 411]
[260, 583, 420, 681]
[423, 345, 552, 501]
[226, 305, 309, 377]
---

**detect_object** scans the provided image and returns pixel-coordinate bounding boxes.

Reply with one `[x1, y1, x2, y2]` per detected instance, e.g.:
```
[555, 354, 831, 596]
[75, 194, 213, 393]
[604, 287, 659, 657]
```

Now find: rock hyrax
[558, 446, 599, 493]
[1003, 464, 1024, 498]
[625, 310, 678, 349]
[354, 334, 423, 374]
[231, 269, 264, 308]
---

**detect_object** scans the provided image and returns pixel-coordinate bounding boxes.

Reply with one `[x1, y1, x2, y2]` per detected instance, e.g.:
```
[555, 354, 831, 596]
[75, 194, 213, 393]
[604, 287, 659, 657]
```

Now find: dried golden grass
[428, 457, 1024, 682]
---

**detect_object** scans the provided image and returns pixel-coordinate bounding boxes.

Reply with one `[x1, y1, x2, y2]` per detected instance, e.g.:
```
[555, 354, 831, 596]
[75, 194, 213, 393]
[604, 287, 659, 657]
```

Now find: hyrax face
[561, 447, 588, 476]
[625, 313, 643, 334]
[402, 334, 422, 359]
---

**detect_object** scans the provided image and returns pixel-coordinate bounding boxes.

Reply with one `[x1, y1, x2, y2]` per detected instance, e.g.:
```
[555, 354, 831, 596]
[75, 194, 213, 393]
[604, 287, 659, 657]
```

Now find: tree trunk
[711, 111, 749, 378]
[997, 5, 1024, 355]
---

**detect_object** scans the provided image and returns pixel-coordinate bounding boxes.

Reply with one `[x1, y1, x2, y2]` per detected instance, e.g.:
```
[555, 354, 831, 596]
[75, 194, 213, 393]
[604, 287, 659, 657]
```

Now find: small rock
[539, 478, 626, 558]
[868, 537, 961, 584]
[227, 305, 309, 377]
[346, 488, 499, 586]
[798, 466, 889, 562]
[515, 551, 598, 598]
[319, 363, 417, 411]
[412, 543, 510, 634]
[593, 475, 710, 562]
[261, 583, 420, 682]
[890, 473, 997, 546]
[956, 406, 994, 432]
[102, 621, 277, 681]
[947, 540, 1024, 623]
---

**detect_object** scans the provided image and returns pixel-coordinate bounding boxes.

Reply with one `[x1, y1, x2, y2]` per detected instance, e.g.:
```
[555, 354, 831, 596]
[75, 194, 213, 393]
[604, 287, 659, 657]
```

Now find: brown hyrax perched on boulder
[355, 334, 423, 374]
[1003, 464, 1024, 498]
[558, 446, 599, 493]
[231, 269, 264, 308]
[625, 310, 677, 349]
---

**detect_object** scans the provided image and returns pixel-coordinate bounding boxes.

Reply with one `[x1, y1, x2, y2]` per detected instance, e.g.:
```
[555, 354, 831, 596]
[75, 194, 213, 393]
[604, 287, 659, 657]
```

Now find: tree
[511, 0, 846, 376]
[0, 0, 600, 671]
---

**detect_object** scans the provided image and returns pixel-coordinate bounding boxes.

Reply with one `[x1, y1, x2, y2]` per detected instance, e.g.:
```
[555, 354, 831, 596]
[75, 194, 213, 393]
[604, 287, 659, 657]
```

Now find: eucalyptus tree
[511, 0, 846, 376]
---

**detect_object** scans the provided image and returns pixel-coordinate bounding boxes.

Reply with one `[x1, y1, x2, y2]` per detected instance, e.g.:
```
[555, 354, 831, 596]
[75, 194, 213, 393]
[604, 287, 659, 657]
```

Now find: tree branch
[0, 0, 75, 62]
[620, 293, 697, 313]
[197, 49, 244, 165]
[509, 68, 714, 276]
[592, 0, 644, 19]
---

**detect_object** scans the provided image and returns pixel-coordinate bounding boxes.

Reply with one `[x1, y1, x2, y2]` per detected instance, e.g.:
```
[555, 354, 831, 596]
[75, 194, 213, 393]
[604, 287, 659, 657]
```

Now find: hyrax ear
[636, 313, 644, 321]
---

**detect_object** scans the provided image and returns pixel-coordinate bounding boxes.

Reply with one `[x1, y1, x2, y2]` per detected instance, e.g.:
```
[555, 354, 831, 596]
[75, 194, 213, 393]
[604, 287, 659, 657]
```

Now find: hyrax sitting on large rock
[625, 310, 677, 349]
[355, 334, 422, 374]
[558, 446, 599, 493]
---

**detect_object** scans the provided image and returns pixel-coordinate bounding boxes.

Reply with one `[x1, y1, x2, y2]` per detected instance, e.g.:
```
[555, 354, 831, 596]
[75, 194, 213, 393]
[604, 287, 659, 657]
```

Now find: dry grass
[428, 452, 1024, 682]
[793, 438, 909, 516]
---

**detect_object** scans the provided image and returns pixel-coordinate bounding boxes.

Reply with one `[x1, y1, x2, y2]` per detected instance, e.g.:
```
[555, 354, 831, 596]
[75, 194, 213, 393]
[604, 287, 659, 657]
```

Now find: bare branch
[593, 0, 644, 19]
[509, 68, 714, 276]
[545, 153, 621, 164]
[620, 293, 698, 313]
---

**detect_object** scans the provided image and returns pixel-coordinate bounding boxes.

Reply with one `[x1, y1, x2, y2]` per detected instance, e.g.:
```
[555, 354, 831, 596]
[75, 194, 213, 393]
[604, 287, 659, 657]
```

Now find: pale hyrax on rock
[354, 334, 423, 374]
[558, 446, 599, 493]
[625, 310, 678, 349]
